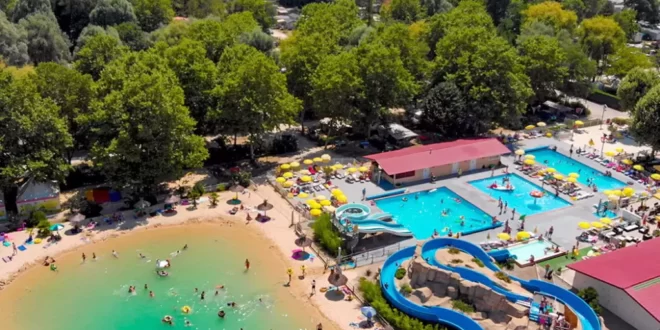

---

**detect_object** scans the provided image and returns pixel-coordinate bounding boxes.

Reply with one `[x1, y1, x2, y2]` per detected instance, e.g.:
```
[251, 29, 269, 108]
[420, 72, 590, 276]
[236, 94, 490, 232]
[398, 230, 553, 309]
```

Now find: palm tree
[210, 192, 219, 207]
[189, 191, 200, 209]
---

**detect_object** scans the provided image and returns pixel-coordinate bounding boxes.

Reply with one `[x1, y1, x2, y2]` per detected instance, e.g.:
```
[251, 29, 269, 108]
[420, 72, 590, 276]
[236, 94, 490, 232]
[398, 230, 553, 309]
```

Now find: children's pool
[507, 240, 558, 265]
[470, 173, 571, 216]
[374, 187, 495, 239]
[526, 147, 626, 190]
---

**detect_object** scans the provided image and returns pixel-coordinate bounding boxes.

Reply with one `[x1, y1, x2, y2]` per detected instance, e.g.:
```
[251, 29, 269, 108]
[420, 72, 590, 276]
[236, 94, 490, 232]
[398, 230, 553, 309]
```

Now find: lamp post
[600, 104, 607, 129]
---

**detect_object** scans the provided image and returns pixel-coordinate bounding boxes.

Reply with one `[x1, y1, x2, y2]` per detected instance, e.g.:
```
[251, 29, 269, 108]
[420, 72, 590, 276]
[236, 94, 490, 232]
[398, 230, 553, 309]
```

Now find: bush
[37, 219, 52, 238]
[24, 207, 47, 228]
[578, 287, 603, 315]
[312, 213, 343, 257]
[653, 229, 660, 237]
[498, 258, 515, 270]
[471, 258, 484, 267]
[400, 283, 413, 296]
[450, 259, 463, 264]
[217, 183, 227, 191]
[451, 300, 475, 313]
[192, 182, 206, 196]
[358, 278, 447, 330]
[447, 247, 460, 254]
[611, 117, 631, 126]
[271, 134, 298, 154]
[231, 170, 252, 188]
[395, 268, 406, 280]
[495, 271, 512, 283]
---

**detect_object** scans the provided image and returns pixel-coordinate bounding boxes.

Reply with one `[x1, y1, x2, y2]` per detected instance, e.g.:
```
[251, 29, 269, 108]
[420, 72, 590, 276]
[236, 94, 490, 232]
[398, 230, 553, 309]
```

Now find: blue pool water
[470, 174, 571, 216]
[507, 240, 556, 261]
[374, 188, 494, 239]
[526, 147, 626, 190]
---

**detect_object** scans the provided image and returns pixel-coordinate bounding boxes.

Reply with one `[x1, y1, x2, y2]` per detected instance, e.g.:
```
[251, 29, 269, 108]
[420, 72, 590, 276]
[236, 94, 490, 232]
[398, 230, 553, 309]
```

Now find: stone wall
[408, 256, 527, 320]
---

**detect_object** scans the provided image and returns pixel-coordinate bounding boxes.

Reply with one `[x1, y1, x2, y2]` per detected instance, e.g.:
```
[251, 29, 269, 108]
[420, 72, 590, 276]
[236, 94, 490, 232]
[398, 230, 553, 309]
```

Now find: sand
[0, 183, 365, 330]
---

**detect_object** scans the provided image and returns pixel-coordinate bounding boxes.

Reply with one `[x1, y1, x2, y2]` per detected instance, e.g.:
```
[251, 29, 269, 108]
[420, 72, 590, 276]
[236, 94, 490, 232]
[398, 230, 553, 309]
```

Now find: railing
[337, 239, 417, 269]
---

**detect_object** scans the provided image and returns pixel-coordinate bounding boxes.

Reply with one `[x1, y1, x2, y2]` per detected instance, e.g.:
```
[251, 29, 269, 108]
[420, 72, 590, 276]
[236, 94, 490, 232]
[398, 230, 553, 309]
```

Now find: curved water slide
[380, 247, 484, 330]
[351, 219, 413, 236]
[336, 203, 370, 220]
[336, 203, 411, 236]
[420, 238, 601, 330]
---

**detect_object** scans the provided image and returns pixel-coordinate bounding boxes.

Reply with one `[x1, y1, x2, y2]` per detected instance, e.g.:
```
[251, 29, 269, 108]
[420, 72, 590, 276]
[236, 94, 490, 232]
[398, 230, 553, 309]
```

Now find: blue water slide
[365, 212, 392, 221]
[353, 219, 413, 236]
[487, 249, 511, 263]
[380, 247, 484, 330]
[336, 203, 370, 220]
[420, 239, 532, 304]
[431, 238, 601, 330]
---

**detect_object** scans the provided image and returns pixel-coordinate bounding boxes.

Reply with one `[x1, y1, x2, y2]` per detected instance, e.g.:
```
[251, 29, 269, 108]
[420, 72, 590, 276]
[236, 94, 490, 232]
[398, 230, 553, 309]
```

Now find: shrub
[24, 208, 47, 228]
[495, 271, 512, 283]
[271, 134, 298, 154]
[611, 117, 630, 126]
[37, 219, 52, 238]
[451, 300, 475, 313]
[400, 283, 413, 296]
[447, 247, 460, 254]
[471, 258, 484, 267]
[498, 258, 515, 270]
[231, 170, 252, 188]
[395, 268, 406, 280]
[192, 182, 206, 196]
[450, 259, 463, 264]
[578, 287, 603, 315]
[358, 278, 448, 330]
[312, 213, 343, 256]
[653, 229, 660, 237]
[217, 183, 227, 191]
[209, 192, 219, 206]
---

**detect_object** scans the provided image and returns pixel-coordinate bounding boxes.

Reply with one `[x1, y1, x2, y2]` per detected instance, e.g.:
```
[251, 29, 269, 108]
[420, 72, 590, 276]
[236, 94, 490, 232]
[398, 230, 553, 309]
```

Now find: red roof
[365, 139, 509, 175]
[569, 238, 660, 322]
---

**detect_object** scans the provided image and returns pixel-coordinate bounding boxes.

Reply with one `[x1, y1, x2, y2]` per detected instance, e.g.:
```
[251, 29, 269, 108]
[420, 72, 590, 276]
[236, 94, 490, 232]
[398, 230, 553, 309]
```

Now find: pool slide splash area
[336, 204, 413, 237]
[380, 238, 601, 330]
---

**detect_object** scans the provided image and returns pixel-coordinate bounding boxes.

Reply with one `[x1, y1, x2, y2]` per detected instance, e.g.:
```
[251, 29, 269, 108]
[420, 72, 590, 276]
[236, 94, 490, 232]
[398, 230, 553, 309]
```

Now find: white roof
[386, 123, 418, 140]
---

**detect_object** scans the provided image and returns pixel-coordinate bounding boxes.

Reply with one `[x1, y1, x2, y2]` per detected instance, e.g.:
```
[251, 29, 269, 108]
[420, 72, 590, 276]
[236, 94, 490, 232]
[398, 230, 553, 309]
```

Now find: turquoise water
[470, 173, 571, 216]
[507, 240, 555, 261]
[374, 188, 494, 239]
[527, 147, 626, 190]
[5, 226, 311, 330]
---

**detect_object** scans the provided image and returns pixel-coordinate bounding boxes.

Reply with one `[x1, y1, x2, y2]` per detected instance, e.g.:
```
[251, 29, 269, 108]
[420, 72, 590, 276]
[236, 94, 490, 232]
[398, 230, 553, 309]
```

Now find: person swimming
[150, 291, 155, 298]
[139, 253, 145, 259]
[218, 310, 226, 318]
[402, 197, 408, 202]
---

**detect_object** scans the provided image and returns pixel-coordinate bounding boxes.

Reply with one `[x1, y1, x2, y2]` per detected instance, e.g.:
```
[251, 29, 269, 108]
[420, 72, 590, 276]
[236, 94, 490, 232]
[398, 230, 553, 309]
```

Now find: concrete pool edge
[504, 239, 568, 267]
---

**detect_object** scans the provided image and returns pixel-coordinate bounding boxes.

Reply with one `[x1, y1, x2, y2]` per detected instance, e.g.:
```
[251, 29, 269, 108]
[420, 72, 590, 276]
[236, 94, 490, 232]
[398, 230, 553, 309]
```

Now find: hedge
[312, 213, 343, 256]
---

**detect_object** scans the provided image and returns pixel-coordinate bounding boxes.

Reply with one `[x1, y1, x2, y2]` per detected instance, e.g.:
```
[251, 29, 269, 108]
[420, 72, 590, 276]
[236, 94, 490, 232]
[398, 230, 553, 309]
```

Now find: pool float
[162, 315, 173, 322]
[320, 287, 328, 293]
[181, 306, 191, 314]
[530, 191, 544, 198]
[34, 238, 42, 244]
[156, 259, 170, 268]
[157, 270, 169, 277]
[50, 264, 57, 271]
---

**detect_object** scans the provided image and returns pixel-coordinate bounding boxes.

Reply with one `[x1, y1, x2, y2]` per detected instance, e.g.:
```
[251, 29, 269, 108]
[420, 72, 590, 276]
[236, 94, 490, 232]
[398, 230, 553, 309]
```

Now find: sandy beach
[0, 183, 371, 330]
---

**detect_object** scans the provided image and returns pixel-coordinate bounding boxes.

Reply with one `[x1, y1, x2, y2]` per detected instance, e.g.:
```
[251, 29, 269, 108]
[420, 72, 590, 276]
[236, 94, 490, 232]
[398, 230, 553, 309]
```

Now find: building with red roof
[365, 138, 509, 186]
[568, 238, 660, 330]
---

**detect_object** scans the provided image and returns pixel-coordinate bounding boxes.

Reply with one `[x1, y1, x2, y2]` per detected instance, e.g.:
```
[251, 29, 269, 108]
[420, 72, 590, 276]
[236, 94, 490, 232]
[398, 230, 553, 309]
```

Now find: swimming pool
[526, 147, 626, 190]
[506, 239, 562, 266]
[470, 173, 571, 216]
[374, 187, 496, 239]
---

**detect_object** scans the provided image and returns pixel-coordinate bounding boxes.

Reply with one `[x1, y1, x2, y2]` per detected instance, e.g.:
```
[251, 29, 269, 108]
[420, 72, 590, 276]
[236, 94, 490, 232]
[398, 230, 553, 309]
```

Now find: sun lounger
[625, 236, 635, 242]
[2, 256, 12, 263]
[623, 223, 639, 232]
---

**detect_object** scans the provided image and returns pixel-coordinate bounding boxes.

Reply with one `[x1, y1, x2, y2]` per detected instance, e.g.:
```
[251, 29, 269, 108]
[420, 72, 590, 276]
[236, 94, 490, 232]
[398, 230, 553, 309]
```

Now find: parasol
[295, 236, 313, 251]
[257, 200, 274, 215]
[327, 267, 348, 287]
[361, 306, 377, 320]
[230, 185, 245, 200]
[69, 213, 86, 223]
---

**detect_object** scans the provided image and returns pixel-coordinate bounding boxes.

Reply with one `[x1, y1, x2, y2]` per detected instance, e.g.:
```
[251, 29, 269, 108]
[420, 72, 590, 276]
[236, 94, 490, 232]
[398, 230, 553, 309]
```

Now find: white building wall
[573, 273, 660, 330]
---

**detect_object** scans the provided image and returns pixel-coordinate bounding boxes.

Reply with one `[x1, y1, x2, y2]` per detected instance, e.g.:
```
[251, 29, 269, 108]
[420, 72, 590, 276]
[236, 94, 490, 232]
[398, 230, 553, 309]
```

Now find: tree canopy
[617, 68, 660, 111]
[19, 13, 71, 64]
[631, 84, 660, 152]
[522, 1, 578, 31]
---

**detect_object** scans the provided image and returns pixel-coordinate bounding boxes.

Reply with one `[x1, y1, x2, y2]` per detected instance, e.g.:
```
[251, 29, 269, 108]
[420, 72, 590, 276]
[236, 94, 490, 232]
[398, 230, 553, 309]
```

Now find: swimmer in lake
[200, 291, 205, 300]
[218, 310, 226, 318]
[139, 253, 145, 259]
[185, 320, 191, 327]
[145, 284, 148, 290]
[215, 290, 219, 296]
[183, 244, 188, 250]
[112, 250, 119, 258]
[93, 253, 96, 260]
[150, 291, 155, 298]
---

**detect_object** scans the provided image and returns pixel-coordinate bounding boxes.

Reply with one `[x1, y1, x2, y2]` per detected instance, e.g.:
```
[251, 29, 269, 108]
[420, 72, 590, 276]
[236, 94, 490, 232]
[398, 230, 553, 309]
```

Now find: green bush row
[312, 213, 343, 257]
[358, 278, 448, 330]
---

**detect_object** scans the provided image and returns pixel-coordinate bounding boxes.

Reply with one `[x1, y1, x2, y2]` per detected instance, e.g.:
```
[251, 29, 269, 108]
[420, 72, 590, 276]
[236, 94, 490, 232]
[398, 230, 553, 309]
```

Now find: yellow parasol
[622, 187, 635, 197]
[301, 175, 312, 182]
[298, 192, 309, 198]
[537, 122, 547, 127]
[497, 233, 511, 241]
[515, 149, 525, 156]
[313, 157, 323, 163]
[310, 209, 322, 217]
[282, 172, 294, 179]
[299, 169, 310, 175]
[276, 177, 286, 183]
[280, 164, 291, 170]
[321, 154, 331, 162]
[306, 199, 317, 205]
[568, 172, 579, 178]
[331, 189, 343, 196]
[591, 222, 604, 229]
[615, 147, 624, 153]
[309, 202, 322, 209]
[600, 217, 612, 224]
[566, 177, 577, 183]
[303, 159, 313, 165]
[608, 194, 620, 201]
[524, 159, 535, 165]
[622, 159, 633, 165]
[359, 166, 369, 172]
[290, 161, 300, 168]
[516, 231, 531, 240]
[323, 205, 336, 213]
[315, 195, 327, 201]
[320, 199, 331, 206]
[553, 174, 564, 180]
[633, 165, 644, 171]
[651, 173, 660, 181]
[578, 222, 591, 229]
[525, 125, 536, 130]
[545, 168, 557, 173]
[283, 181, 294, 188]
[347, 167, 357, 173]
[588, 138, 595, 147]
[336, 195, 348, 203]
[574, 120, 584, 126]
[604, 151, 616, 157]
[525, 155, 535, 159]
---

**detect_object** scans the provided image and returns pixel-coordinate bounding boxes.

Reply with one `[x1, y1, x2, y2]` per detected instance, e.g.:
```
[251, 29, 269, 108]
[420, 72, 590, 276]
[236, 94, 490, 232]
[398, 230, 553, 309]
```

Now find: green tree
[150, 18, 190, 46]
[89, 0, 137, 27]
[75, 24, 120, 53]
[177, 0, 225, 18]
[133, 0, 174, 32]
[238, 28, 274, 52]
[11, 0, 51, 22]
[295, 0, 361, 44]
[227, 0, 274, 30]
[19, 13, 71, 64]
[420, 82, 479, 138]
[486, 0, 510, 25]
[625, 0, 659, 24]
[310, 51, 362, 148]
[0, 11, 30, 65]
[354, 39, 418, 135]
[518, 35, 567, 102]
[0, 70, 72, 214]
[613, 8, 639, 40]
[211, 44, 301, 159]
[381, 0, 423, 23]
[116, 21, 150, 50]
[522, 1, 578, 32]
[631, 84, 660, 152]
[420, 0, 453, 17]
[607, 46, 653, 78]
[160, 38, 217, 132]
[561, 41, 597, 97]
[74, 34, 127, 79]
[90, 52, 208, 196]
[376, 22, 431, 82]
[34, 62, 95, 163]
[186, 13, 259, 62]
[617, 67, 660, 111]
[578, 15, 626, 73]
[562, 0, 586, 18]
[50, 0, 98, 40]
[425, 1, 494, 58]
[497, 0, 527, 44]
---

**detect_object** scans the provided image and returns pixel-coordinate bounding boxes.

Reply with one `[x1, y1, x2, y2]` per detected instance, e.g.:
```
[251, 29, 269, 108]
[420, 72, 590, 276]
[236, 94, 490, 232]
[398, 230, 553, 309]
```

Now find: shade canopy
[525, 125, 535, 130]
[516, 231, 531, 240]
[578, 222, 591, 229]
[280, 164, 291, 170]
[230, 185, 245, 193]
[497, 233, 510, 240]
[295, 236, 313, 248]
[303, 159, 313, 165]
[347, 167, 357, 173]
[537, 122, 546, 127]
[257, 200, 274, 211]
[566, 177, 577, 183]
[652, 173, 660, 181]
[633, 165, 644, 171]
[553, 174, 564, 180]
[600, 217, 612, 224]
[327, 268, 348, 286]
[574, 120, 584, 126]
[591, 222, 604, 228]
[310, 209, 322, 216]
[515, 149, 525, 156]
[290, 161, 300, 168]
[622, 159, 633, 165]
[300, 176, 312, 182]
[604, 151, 616, 157]
[276, 177, 286, 183]
[282, 172, 294, 178]
[336, 195, 348, 203]
[524, 159, 535, 165]
[358, 166, 369, 172]
[568, 172, 579, 178]
[298, 192, 309, 198]
[282, 181, 294, 188]
[361, 306, 377, 319]
[545, 168, 557, 173]
[524, 155, 535, 159]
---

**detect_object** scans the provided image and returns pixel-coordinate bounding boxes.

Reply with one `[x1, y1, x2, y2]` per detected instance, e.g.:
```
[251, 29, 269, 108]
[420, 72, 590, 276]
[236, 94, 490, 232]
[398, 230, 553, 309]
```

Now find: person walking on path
[12, 242, 17, 256]
[362, 188, 366, 201]
[311, 279, 316, 296]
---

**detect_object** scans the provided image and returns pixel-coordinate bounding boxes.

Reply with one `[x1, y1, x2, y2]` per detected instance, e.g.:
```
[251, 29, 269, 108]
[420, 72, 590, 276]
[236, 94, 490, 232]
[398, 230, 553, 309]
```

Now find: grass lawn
[538, 247, 592, 271]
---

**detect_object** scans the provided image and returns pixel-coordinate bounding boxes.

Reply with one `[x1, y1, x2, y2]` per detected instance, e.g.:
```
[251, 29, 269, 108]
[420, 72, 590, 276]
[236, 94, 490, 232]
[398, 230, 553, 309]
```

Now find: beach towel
[17, 245, 26, 251]
[2, 256, 11, 263]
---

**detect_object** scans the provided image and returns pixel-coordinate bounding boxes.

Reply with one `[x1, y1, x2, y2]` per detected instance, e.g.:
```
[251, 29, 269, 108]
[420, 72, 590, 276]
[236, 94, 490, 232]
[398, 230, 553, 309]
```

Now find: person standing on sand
[311, 280, 316, 296]
[245, 259, 250, 270]
[93, 252, 97, 260]
[12, 242, 17, 255]
[82, 253, 86, 262]
[362, 188, 366, 201]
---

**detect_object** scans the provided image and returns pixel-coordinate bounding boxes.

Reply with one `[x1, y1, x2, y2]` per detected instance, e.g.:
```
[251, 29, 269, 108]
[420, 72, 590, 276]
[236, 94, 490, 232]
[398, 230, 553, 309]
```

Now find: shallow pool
[507, 240, 556, 263]
[526, 147, 626, 190]
[470, 173, 571, 216]
[374, 187, 494, 239]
